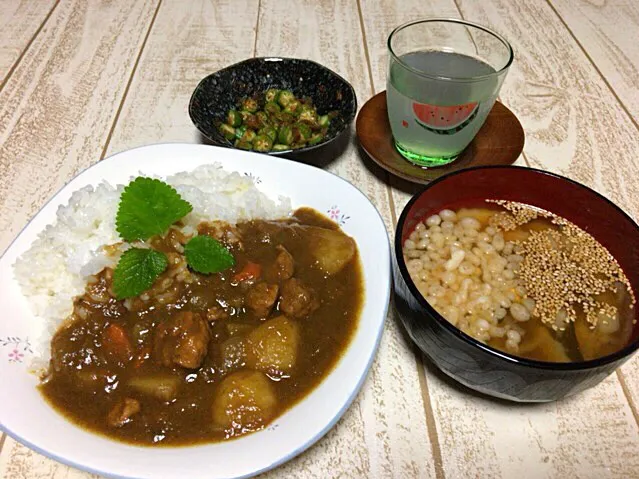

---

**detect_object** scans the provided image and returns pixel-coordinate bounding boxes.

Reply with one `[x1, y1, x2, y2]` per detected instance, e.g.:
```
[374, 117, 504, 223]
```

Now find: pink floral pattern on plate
[327, 205, 350, 226]
[2, 336, 33, 363]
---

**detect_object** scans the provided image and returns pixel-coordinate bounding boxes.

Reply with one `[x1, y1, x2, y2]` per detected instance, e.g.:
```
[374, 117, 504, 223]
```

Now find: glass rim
[387, 18, 514, 82]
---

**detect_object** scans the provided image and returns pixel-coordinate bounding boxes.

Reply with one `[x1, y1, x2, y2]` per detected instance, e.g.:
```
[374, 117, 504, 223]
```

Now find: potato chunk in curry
[212, 370, 277, 435]
[245, 315, 300, 376]
[302, 225, 356, 275]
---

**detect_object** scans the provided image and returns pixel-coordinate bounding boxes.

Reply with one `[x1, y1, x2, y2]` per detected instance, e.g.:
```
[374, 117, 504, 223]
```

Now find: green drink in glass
[387, 19, 513, 167]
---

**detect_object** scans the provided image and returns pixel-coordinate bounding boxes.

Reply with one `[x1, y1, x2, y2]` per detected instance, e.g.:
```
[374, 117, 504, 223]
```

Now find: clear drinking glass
[387, 18, 513, 167]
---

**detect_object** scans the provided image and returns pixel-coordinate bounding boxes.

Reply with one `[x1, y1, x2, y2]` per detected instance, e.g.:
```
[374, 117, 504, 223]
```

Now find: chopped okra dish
[219, 89, 338, 152]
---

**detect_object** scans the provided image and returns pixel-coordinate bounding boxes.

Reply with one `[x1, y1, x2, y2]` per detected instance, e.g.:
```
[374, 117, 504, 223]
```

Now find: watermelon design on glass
[413, 101, 479, 135]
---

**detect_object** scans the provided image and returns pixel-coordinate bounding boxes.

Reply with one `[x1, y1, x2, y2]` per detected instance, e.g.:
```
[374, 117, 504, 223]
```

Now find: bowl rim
[188, 57, 358, 156]
[395, 164, 639, 371]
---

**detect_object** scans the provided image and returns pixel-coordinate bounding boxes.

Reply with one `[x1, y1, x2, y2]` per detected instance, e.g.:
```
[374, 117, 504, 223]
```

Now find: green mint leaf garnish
[113, 248, 169, 299]
[116, 177, 192, 241]
[184, 235, 235, 274]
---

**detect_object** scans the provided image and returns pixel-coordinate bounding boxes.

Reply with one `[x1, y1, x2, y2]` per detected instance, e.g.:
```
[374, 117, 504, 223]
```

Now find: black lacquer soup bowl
[393, 166, 639, 402]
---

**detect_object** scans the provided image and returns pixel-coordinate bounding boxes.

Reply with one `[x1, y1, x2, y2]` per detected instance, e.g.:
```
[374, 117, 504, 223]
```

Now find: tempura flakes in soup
[402, 200, 636, 362]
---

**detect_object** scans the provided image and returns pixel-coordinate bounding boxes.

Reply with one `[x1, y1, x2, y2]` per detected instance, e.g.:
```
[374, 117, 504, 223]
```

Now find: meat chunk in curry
[153, 311, 211, 369]
[268, 245, 295, 281]
[107, 398, 141, 428]
[279, 278, 320, 319]
[40, 208, 363, 445]
[246, 282, 279, 318]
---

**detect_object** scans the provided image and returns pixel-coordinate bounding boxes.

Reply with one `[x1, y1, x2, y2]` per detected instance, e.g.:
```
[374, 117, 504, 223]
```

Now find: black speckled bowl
[189, 57, 357, 155]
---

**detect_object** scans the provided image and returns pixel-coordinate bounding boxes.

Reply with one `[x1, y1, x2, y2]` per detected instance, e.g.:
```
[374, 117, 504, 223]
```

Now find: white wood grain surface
[1, 0, 639, 477]
[0, 0, 56, 84]
[549, 0, 639, 123]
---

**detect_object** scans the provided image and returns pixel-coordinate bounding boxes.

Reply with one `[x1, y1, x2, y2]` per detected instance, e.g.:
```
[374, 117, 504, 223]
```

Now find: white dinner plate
[0, 143, 390, 479]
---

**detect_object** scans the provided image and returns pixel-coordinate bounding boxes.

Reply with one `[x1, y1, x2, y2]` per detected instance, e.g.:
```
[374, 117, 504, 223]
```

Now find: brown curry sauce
[40, 208, 363, 446]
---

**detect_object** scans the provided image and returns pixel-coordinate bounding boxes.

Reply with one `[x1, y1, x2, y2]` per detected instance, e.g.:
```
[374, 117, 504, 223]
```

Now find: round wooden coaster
[356, 91, 525, 184]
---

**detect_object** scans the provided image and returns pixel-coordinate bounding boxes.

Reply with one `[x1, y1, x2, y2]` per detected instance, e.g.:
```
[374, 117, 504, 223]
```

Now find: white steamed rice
[14, 164, 291, 365]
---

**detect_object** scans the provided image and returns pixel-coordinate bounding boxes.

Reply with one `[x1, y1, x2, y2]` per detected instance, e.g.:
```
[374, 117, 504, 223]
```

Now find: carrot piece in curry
[233, 261, 262, 282]
[102, 324, 132, 360]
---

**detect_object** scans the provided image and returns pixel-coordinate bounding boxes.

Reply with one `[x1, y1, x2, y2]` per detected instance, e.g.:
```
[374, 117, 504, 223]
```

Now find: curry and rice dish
[14, 166, 363, 446]
[403, 201, 637, 362]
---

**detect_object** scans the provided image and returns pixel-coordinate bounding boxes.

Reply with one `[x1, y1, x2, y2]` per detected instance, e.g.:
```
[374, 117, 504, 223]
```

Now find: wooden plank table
[0, 1, 637, 477]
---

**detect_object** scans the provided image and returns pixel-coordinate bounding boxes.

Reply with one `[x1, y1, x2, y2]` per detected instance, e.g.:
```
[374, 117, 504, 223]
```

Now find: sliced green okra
[264, 101, 281, 116]
[277, 125, 294, 145]
[283, 100, 301, 115]
[319, 114, 330, 128]
[293, 123, 312, 142]
[264, 88, 280, 103]
[252, 134, 274, 152]
[255, 111, 270, 128]
[234, 125, 247, 140]
[235, 140, 253, 150]
[219, 123, 236, 141]
[277, 90, 295, 107]
[241, 97, 259, 113]
[259, 126, 278, 143]
[241, 128, 257, 142]
[226, 109, 242, 127]
[308, 132, 324, 146]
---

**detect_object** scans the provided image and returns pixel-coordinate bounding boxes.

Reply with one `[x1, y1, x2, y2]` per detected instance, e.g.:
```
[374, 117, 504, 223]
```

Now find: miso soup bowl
[393, 165, 639, 402]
